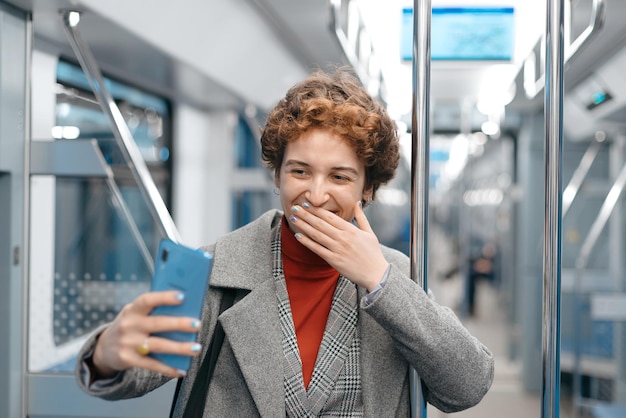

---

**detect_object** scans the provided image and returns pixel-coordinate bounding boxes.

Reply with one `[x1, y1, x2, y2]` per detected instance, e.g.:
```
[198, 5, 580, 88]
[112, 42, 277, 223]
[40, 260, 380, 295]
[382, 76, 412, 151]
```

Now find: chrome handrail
[571, 145, 626, 416]
[409, 0, 431, 417]
[562, 136, 604, 218]
[542, 1, 565, 417]
[106, 175, 155, 272]
[329, 0, 360, 74]
[30, 139, 155, 272]
[61, 11, 182, 249]
[566, 0, 606, 62]
[329, 0, 383, 101]
[575, 155, 626, 280]
[525, 0, 606, 99]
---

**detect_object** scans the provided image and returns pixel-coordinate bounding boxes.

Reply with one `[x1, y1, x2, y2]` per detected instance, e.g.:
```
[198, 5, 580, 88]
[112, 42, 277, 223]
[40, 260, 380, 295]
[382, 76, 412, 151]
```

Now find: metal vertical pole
[410, 0, 430, 417]
[542, 0, 564, 417]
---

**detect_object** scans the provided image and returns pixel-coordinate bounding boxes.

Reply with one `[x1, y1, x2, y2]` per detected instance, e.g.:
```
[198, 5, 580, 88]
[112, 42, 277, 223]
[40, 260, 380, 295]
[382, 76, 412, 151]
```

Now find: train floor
[429, 278, 575, 418]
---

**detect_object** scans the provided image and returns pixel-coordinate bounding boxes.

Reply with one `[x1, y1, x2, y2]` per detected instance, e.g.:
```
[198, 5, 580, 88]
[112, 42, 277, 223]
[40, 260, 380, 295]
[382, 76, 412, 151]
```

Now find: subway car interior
[1, 0, 626, 417]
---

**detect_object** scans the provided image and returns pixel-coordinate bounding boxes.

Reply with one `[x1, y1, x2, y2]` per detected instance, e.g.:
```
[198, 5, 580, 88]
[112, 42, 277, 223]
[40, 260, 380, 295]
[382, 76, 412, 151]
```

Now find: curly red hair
[260, 68, 400, 201]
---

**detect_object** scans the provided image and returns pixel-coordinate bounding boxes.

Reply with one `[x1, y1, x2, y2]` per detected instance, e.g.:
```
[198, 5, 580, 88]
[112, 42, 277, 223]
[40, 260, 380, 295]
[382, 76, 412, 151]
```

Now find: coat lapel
[219, 279, 285, 417]
[209, 210, 285, 416]
[306, 276, 359, 415]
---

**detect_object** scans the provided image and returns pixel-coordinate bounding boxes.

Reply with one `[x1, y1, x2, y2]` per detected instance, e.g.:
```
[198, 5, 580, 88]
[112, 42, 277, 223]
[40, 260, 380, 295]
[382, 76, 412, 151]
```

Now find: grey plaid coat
[76, 210, 494, 417]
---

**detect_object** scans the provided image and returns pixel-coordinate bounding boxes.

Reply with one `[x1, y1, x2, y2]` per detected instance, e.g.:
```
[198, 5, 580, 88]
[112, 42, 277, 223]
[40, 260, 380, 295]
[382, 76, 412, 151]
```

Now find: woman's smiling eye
[332, 173, 351, 182]
[291, 168, 307, 176]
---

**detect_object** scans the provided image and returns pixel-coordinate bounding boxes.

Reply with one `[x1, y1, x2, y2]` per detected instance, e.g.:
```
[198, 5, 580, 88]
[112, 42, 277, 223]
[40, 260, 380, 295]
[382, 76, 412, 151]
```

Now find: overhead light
[463, 188, 503, 206]
[477, 64, 516, 115]
[377, 188, 408, 206]
[442, 134, 469, 181]
[395, 120, 408, 135]
[244, 104, 257, 118]
[67, 11, 81, 28]
[481, 121, 499, 136]
[51, 125, 80, 139]
[57, 102, 71, 117]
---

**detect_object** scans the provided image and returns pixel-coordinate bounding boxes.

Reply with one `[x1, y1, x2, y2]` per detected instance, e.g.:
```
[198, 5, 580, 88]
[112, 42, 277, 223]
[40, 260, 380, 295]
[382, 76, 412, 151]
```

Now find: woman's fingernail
[289, 215, 297, 222]
[302, 202, 310, 209]
[191, 343, 202, 352]
[175, 292, 185, 301]
[191, 320, 200, 328]
[295, 233, 303, 239]
[291, 205, 299, 212]
[177, 369, 187, 377]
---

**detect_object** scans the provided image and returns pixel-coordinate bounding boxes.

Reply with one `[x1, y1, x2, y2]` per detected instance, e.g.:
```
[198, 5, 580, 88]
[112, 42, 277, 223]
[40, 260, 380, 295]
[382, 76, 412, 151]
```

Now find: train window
[232, 115, 273, 229]
[29, 60, 172, 373]
[55, 60, 171, 164]
[232, 191, 274, 231]
[234, 115, 261, 169]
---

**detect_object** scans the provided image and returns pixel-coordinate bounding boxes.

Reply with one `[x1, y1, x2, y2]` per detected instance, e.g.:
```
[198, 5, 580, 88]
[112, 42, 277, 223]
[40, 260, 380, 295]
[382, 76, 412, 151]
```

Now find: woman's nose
[305, 178, 329, 206]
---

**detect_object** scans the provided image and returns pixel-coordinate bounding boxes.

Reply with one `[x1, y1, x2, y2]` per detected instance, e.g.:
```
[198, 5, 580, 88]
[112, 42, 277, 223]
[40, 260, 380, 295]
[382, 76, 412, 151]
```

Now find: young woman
[77, 69, 494, 417]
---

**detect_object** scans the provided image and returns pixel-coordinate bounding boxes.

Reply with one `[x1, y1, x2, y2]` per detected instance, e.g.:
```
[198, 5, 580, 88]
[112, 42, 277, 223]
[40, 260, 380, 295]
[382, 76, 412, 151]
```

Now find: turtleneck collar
[281, 216, 335, 271]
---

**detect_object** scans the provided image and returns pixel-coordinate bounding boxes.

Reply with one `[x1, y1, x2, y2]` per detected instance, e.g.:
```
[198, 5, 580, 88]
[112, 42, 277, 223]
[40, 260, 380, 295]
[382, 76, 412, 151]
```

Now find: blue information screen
[401, 7, 515, 61]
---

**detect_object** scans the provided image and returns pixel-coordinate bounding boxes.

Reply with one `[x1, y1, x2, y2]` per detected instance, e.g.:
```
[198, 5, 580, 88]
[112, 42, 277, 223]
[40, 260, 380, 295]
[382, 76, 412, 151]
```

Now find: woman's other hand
[289, 201, 389, 291]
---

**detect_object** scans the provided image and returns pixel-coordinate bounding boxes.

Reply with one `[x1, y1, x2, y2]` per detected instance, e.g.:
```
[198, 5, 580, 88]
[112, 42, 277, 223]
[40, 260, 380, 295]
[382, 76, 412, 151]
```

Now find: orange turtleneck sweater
[281, 216, 339, 389]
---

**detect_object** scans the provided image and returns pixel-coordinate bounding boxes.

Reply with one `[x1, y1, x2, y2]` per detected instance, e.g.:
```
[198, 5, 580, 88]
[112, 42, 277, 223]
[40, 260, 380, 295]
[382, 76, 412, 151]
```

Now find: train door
[0, 4, 176, 416]
[26, 53, 178, 416]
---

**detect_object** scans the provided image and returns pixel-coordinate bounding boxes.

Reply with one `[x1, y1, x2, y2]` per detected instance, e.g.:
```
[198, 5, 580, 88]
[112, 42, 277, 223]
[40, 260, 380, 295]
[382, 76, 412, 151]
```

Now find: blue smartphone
[149, 238, 213, 371]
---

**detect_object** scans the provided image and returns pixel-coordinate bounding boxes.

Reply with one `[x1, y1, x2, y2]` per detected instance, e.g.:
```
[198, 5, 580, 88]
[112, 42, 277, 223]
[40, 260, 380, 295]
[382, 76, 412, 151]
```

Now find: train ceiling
[5, 0, 626, 134]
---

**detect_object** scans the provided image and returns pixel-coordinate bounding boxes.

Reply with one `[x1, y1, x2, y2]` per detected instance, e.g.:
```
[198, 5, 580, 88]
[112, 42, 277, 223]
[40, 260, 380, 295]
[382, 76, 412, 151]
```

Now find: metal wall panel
[0, 2, 29, 417]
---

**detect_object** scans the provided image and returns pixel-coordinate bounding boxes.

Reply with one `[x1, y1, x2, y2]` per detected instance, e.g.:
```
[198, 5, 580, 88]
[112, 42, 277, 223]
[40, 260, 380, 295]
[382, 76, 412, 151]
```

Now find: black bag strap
[169, 288, 237, 418]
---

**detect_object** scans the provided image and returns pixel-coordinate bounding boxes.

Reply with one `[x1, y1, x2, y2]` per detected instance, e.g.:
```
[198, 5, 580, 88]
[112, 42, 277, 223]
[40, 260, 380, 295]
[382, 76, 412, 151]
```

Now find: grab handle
[525, 0, 605, 99]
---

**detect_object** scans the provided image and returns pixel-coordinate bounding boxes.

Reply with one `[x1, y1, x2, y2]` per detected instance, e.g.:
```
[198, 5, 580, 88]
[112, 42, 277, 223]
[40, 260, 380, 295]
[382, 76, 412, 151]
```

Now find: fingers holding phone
[90, 240, 212, 378]
[147, 240, 213, 371]
[91, 290, 203, 379]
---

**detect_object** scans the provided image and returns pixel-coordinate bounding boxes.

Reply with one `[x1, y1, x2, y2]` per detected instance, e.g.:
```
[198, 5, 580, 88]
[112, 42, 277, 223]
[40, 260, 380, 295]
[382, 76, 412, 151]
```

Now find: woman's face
[275, 129, 371, 232]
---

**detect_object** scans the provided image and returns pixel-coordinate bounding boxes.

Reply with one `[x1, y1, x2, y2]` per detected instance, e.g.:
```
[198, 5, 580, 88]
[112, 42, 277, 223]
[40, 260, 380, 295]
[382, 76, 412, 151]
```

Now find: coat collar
[209, 209, 408, 417]
[210, 210, 281, 290]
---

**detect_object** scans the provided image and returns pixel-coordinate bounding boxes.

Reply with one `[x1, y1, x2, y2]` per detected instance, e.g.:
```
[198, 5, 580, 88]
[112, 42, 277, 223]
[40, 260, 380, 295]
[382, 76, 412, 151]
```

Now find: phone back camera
[161, 248, 169, 262]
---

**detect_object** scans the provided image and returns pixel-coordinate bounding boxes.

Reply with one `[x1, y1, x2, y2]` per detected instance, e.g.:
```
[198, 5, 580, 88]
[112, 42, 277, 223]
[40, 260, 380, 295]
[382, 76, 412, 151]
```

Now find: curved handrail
[562, 136, 604, 218]
[566, 0, 606, 62]
[524, 0, 606, 99]
[571, 146, 626, 415]
[61, 10, 182, 251]
[576, 155, 626, 273]
[329, 0, 383, 101]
